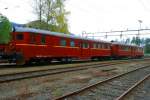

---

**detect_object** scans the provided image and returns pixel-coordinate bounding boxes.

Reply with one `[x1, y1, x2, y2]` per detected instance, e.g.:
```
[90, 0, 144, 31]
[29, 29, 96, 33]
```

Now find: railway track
[0, 58, 148, 68]
[0, 59, 148, 83]
[0, 60, 132, 83]
[55, 65, 150, 100]
[126, 77, 150, 100]
[116, 74, 150, 100]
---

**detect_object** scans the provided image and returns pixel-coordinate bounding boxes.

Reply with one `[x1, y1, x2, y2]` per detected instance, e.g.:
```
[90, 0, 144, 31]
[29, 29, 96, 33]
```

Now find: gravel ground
[0, 61, 149, 100]
[0, 60, 120, 75]
[123, 77, 150, 100]
[0, 59, 146, 75]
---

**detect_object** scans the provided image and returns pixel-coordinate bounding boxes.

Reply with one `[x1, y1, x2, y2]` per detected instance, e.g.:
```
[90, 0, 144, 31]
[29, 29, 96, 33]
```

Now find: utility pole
[137, 20, 142, 46]
[138, 20, 142, 37]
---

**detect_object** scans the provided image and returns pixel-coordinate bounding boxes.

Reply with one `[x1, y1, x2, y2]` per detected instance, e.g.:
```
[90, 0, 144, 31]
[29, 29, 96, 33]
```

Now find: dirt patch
[40, 77, 61, 83]
[68, 75, 92, 83]
[4, 92, 38, 100]
[90, 69, 117, 77]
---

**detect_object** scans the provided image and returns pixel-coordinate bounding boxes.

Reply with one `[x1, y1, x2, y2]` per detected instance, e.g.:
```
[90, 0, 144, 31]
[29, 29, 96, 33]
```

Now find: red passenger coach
[13, 27, 82, 64]
[111, 43, 144, 59]
[131, 46, 144, 58]
[0, 27, 111, 64]
[111, 43, 132, 58]
[90, 41, 111, 60]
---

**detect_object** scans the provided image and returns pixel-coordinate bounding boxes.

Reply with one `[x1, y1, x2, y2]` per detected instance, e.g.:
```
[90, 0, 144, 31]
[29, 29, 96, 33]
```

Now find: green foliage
[26, 20, 48, 30]
[125, 38, 130, 44]
[32, 0, 70, 34]
[131, 37, 141, 46]
[0, 15, 12, 44]
[144, 38, 150, 54]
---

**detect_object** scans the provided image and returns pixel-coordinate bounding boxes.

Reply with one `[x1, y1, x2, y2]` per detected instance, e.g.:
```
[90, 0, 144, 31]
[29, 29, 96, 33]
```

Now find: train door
[129, 46, 132, 58]
[80, 41, 90, 59]
[131, 47, 135, 58]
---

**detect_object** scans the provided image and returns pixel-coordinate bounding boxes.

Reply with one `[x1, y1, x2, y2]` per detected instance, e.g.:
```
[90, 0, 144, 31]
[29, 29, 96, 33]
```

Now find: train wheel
[67, 58, 72, 63]
[61, 58, 68, 63]
[16, 58, 25, 65]
[15, 53, 25, 65]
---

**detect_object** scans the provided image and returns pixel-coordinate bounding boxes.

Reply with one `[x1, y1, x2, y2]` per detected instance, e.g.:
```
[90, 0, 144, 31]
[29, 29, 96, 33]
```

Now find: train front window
[16, 34, 23, 40]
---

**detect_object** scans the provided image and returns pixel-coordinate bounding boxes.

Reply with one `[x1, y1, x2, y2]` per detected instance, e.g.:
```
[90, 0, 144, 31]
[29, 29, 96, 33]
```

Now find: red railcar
[111, 43, 144, 58]
[0, 27, 112, 64]
[132, 46, 144, 58]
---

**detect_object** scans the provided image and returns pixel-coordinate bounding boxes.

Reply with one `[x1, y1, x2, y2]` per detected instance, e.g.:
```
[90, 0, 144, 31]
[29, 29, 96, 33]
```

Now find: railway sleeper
[104, 84, 129, 91]
[97, 87, 124, 95]
[99, 91, 119, 98]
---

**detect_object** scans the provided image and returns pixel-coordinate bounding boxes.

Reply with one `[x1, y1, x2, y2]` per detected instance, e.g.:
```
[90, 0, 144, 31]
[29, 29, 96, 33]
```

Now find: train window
[104, 44, 106, 49]
[98, 44, 100, 48]
[138, 48, 141, 52]
[30, 33, 36, 43]
[101, 44, 103, 49]
[60, 39, 66, 46]
[103, 44, 106, 49]
[126, 47, 129, 50]
[96, 43, 98, 48]
[83, 42, 89, 48]
[41, 35, 46, 44]
[82, 43, 86, 48]
[99, 44, 102, 48]
[103, 44, 105, 49]
[106, 44, 110, 49]
[122, 46, 129, 51]
[70, 40, 75, 47]
[93, 43, 96, 48]
[93, 43, 97, 48]
[16, 34, 23, 40]
[86, 43, 89, 48]
[103, 44, 105, 48]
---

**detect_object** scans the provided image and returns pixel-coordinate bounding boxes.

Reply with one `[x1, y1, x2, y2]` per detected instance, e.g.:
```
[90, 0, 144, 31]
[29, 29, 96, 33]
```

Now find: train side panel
[90, 42, 111, 59]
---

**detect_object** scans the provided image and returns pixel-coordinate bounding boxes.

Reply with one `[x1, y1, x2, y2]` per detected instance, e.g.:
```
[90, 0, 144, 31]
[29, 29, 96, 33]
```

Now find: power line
[82, 28, 150, 38]
[85, 28, 150, 34]
[86, 32, 150, 38]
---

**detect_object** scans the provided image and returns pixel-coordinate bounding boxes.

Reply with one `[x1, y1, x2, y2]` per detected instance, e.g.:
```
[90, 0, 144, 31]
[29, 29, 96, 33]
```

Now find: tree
[34, 0, 45, 22]
[125, 38, 130, 44]
[131, 37, 136, 44]
[135, 37, 141, 46]
[144, 38, 150, 54]
[140, 38, 145, 46]
[55, 0, 70, 33]
[32, 0, 70, 33]
[131, 36, 141, 46]
[0, 14, 12, 44]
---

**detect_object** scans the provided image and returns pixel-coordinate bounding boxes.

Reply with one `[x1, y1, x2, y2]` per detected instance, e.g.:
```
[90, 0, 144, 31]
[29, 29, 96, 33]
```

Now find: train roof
[14, 26, 111, 44]
[112, 42, 142, 48]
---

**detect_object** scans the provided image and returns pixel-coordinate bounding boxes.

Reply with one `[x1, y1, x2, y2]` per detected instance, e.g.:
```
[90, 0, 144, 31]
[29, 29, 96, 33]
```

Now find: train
[0, 25, 144, 65]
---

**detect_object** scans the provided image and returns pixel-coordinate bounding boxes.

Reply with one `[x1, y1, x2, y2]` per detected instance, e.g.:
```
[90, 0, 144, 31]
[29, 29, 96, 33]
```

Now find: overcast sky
[0, 0, 150, 40]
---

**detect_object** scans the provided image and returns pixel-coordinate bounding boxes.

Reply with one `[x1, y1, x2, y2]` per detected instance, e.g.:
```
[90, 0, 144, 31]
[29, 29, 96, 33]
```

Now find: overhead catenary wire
[82, 28, 150, 38]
